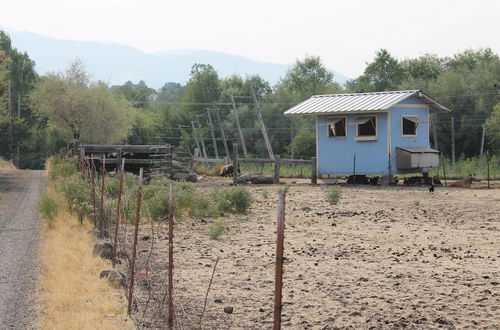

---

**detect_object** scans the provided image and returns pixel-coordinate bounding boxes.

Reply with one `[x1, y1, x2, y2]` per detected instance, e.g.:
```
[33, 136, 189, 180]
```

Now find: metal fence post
[128, 168, 143, 316]
[274, 155, 281, 184]
[112, 157, 125, 268]
[311, 157, 317, 184]
[274, 191, 286, 330]
[233, 144, 239, 186]
[168, 183, 174, 328]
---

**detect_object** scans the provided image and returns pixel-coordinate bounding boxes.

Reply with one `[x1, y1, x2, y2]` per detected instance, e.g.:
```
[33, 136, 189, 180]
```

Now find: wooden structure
[79, 144, 172, 176]
[192, 144, 317, 185]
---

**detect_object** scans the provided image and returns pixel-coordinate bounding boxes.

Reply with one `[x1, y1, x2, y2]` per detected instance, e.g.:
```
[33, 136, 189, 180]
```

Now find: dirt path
[0, 170, 46, 329]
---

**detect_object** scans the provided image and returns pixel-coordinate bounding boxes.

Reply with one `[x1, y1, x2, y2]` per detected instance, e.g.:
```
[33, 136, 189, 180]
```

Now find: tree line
[1, 29, 499, 169]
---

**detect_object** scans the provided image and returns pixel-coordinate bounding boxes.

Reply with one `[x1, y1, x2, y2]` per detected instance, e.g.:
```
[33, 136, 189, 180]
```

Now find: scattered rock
[172, 172, 198, 183]
[237, 173, 251, 184]
[214, 298, 223, 304]
[224, 306, 234, 314]
[349, 311, 362, 317]
[99, 270, 110, 278]
[92, 243, 113, 259]
[106, 269, 127, 289]
[358, 277, 369, 282]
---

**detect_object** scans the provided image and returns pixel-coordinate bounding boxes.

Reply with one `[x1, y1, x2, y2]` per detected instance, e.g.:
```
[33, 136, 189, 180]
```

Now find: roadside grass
[0, 156, 16, 169]
[40, 156, 134, 330]
[40, 209, 134, 330]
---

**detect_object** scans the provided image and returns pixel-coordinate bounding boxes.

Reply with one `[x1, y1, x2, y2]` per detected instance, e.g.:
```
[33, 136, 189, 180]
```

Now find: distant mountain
[4, 28, 350, 89]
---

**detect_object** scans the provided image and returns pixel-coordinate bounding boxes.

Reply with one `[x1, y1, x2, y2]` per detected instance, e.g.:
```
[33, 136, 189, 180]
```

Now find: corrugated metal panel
[284, 90, 450, 115]
[396, 147, 439, 153]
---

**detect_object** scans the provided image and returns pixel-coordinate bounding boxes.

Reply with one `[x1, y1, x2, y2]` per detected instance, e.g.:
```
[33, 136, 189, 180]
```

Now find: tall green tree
[31, 61, 133, 144]
[276, 56, 341, 102]
[347, 49, 405, 92]
[182, 63, 221, 115]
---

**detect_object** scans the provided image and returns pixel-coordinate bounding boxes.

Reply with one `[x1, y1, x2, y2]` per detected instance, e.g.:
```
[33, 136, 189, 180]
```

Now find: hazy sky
[1, 0, 499, 77]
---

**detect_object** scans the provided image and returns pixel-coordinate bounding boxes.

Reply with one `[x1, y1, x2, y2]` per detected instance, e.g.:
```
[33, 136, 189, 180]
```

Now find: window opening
[327, 117, 346, 137]
[355, 116, 376, 136]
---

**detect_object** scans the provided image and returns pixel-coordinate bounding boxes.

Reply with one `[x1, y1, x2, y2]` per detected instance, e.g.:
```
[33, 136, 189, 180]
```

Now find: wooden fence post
[273, 191, 286, 330]
[250, 83, 275, 160]
[230, 95, 248, 158]
[440, 154, 447, 187]
[432, 114, 439, 150]
[207, 110, 220, 159]
[214, 105, 231, 160]
[274, 155, 281, 184]
[311, 157, 317, 184]
[233, 144, 239, 186]
[112, 157, 125, 268]
[451, 117, 456, 165]
[127, 167, 143, 316]
[480, 124, 486, 158]
[99, 155, 106, 236]
[167, 183, 174, 329]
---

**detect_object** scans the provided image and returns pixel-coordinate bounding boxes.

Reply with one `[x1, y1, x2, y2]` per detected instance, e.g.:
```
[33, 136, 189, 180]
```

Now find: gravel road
[0, 170, 46, 329]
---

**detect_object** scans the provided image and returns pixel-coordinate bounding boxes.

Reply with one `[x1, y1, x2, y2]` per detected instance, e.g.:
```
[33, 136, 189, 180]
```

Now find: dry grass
[0, 156, 16, 169]
[40, 207, 134, 329]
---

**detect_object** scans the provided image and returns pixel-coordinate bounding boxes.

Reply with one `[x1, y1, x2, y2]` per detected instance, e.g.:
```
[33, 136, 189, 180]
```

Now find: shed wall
[389, 105, 430, 173]
[317, 113, 388, 174]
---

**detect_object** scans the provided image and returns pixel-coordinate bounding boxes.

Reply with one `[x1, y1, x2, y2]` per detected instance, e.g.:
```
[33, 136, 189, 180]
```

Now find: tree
[156, 82, 184, 103]
[276, 56, 341, 101]
[486, 103, 500, 151]
[30, 61, 133, 144]
[347, 49, 405, 92]
[112, 80, 156, 108]
[291, 129, 315, 158]
[182, 63, 221, 115]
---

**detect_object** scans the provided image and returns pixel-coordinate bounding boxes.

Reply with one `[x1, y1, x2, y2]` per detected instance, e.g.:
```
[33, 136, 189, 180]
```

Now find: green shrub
[207, 219, 225, 240]
[38, 193, 60, 228]
[326, 186, 341, 205]
[49, 156, 77, 182]
[56, 173, 92, 223]
[213, 187, 252, 214]
[142, 176, 170, 220]
[105, 173, 138, 198]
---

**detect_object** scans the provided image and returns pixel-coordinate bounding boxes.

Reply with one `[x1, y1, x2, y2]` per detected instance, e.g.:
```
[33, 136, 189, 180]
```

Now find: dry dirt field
[126, 178, 499, 330]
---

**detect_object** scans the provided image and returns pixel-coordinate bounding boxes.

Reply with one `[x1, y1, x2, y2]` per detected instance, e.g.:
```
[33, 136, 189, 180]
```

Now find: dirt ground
[127, 178, 499, 330]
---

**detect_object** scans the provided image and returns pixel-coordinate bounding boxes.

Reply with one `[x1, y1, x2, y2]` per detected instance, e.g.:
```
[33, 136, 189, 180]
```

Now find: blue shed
[284, 90, 450, 176]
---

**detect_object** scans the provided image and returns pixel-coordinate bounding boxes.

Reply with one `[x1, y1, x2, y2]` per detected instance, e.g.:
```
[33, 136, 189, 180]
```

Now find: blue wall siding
[389, 105, 430, 173]
[317, 113, 388, 174]
[316, 101, 431, 175]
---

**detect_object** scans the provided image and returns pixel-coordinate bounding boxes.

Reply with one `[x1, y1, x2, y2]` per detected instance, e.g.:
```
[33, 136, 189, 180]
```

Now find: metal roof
[284, 90, 450, 115]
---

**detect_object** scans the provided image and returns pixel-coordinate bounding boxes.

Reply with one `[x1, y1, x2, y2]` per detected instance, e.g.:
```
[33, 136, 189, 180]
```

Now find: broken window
[355, 116, 376, 136]
[402, 116, 420, 136]
[327, 117, 346, 137]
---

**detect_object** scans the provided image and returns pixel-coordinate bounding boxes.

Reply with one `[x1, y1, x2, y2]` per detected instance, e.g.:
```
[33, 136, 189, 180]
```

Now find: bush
[56, 173, 92, 223]
[213, 187, 252, 214]
[326, 186, 341, 205]
[105, 173, 138, 198]
[39, 193, 60, 228]
[48, 155, 77, 182]
[207, 219, 225, 240]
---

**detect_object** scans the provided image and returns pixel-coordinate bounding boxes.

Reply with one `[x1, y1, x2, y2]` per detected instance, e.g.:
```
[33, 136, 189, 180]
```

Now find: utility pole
[195, 117, 208, 159]
[16, 92, 21, 167]
[230, 95, 248, 157]
[191, 121, 203, 158]
[206, 110, 219, 159]
[178, 125, 193, 157]
[8, 81, 13, 161]
[250, 83, 274, 160]
[480, 124, 486, 158]
[451, 117, 456, 165]
[213, 104, 230, 161]
[431, 114, 439, 150]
